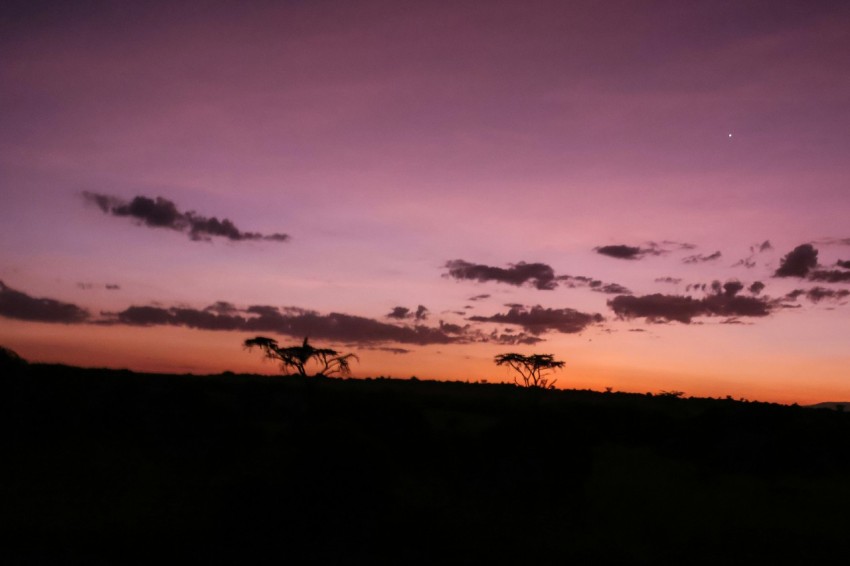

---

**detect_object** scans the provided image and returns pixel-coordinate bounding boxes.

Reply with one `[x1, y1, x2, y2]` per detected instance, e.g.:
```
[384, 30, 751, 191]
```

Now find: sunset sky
[2, 0, 850, 404]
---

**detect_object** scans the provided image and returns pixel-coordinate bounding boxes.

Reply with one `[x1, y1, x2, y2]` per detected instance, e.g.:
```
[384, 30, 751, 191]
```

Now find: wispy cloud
[683, 251, 721, 264]
[0, 281, 89, 323]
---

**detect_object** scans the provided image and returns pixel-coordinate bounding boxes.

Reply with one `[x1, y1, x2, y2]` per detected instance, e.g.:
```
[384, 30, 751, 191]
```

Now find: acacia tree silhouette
[494, 353, 565, 389]
[244, 336, 358, 377]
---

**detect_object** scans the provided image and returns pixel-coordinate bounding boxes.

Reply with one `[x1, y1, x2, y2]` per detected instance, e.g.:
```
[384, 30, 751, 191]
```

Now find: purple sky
[2, 0, 850, 403]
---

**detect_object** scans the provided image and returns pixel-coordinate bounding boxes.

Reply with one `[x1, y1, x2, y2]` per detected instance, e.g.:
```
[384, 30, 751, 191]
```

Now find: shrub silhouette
[244, 336, 358, 377]
[494, 352, 564, 388]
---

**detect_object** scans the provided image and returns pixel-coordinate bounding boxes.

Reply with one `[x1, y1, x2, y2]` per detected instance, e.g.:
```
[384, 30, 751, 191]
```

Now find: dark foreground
[3, 363, 850, 564]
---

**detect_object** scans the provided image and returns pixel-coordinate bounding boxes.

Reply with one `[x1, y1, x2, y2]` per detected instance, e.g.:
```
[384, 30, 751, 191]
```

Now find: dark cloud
[0, 281, 89, 323]
[83, 192, 289, 243]
[749, 281, 765, 295]
[594, 245, 651, 260]
[489, 331, 544, 345]
[387, 306, 411, 320]
[365, 347, 411, 355]
[805, 287, 850, 303]
[205, 301, 239, 315]
[783, 289, 806, 301]
[808, 270, 850, 283]
[558, 275, 597, 287]
[655, 277, 682, 284]
[837, 260, 850, 269]
[558, 275, 631, 295]
[757, 240, 773, 252]
[775, 244, 818, 277]
[784, 287, 850, 303]
[444, 260, 558, 290]
[469, 304, 603, 335]
[595, 283, 632, 295]
[107, 303, 464, 346]
[595, 241, 694, 260]
[683, 251, 721, 264]
[722, 281, 744, 298]
[608, 283, 773, 324]
[444, 260, 628, 295]
[438, 320, 468, 335]
[105, 284, 121, 290]
[387, 305, 430, 321]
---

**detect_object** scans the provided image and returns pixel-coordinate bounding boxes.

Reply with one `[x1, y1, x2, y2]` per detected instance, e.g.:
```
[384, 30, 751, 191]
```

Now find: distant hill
[806, 401, 850, 411]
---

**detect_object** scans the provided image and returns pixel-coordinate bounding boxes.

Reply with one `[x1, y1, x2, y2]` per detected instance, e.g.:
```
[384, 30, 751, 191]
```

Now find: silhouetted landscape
[4, 349, 850, 565]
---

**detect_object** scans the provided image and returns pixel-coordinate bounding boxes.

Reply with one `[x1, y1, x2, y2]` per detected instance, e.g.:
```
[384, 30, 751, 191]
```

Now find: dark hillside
[3, 363, 850, 564]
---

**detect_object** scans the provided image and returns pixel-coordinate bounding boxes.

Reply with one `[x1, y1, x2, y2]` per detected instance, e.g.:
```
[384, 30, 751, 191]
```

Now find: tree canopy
[244, 336, 358, 377]
[494, 352, 565, 389]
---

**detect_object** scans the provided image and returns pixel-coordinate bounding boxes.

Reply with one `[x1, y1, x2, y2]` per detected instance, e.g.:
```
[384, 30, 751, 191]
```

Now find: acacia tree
[494, 353, 565, 389]
[244, 336, 358, 377]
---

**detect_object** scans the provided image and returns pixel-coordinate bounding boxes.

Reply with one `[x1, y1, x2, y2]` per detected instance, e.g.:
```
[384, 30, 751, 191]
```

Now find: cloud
[489, 331, 544, 345]
[594, 245, 653, 260]
[595, 283, 632, 295]
[387, 306, 411, 320]
[775, 244, 818, 277]
[386, 305, 430, 321]
[733, 257, 757, 269]
[722, 280, 744, 298]
[444, 260, 558, 290]
[815, 238, 850, 246]
[557, 275, 632, 295]
[734, 240, 773, 268]
[655, 277, 682, 284]
[772, 244, 850, 282]
[83, 192, 289, 243]
[469, 304, 603, 335]
[363, 347, 412, 355]
[106, 302, 469, 346]
[749, 281, 765, 295]
[784, 287, 850, 303]
[0, 281, 89, 323]
[683, 251, 721, 264]
[78, 282, 121, 291]
[808, 270, 850, 283]
[444, 260, 630, 295]
[595, 241, 694, 260]
[608, 283, 773, 324]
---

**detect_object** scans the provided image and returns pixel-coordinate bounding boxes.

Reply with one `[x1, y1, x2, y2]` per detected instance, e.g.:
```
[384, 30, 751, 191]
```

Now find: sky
[2, 0, 850, 404]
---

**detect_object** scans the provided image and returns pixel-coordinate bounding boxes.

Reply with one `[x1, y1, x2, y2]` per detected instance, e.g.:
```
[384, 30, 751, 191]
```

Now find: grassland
[4, 362, 850, 564]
